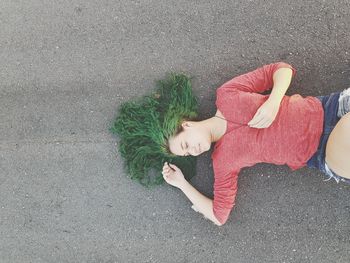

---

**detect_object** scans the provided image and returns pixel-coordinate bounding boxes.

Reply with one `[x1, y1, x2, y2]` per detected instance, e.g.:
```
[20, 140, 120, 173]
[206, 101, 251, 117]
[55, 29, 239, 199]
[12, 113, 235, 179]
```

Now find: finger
[248, 111, 262, 126]
[191, 205, 199, 212]
[260, 117, 273, 128]
[257, 120, 272, 129]
[254, 118, 270, 128]
[260, 119, 272, 128]
[248, 110, 260, 124]
[168, 163, 176, 170]
[250, 115, 265, 127]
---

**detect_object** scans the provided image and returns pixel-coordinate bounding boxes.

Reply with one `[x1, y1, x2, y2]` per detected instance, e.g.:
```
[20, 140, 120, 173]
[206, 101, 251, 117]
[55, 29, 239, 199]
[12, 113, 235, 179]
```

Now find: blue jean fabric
[306, 90, 350, 184]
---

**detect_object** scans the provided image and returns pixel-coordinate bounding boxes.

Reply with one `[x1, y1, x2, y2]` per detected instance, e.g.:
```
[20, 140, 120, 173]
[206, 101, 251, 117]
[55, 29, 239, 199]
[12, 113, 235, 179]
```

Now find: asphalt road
[0, 1, 349, 262]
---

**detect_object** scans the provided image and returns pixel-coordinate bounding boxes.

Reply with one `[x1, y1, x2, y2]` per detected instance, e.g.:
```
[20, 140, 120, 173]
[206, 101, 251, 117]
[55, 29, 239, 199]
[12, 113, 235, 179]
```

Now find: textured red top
[211, 62, 324, 225]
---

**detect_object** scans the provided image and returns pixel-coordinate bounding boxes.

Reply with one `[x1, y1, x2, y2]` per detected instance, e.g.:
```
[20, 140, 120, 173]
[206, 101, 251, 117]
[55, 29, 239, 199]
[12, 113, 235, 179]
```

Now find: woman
[161, 62, 350, 226]
[111, 62, 350, 226]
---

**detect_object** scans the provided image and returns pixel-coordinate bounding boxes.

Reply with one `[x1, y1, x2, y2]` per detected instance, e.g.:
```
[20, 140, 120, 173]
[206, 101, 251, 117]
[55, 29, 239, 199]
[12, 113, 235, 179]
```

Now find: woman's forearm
[179, 180, 222, 226]
[268, 67, 293, 105]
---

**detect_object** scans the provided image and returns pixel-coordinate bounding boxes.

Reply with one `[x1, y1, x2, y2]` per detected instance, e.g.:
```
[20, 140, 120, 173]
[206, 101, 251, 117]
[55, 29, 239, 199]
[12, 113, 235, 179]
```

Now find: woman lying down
[111, 61, 350, 226]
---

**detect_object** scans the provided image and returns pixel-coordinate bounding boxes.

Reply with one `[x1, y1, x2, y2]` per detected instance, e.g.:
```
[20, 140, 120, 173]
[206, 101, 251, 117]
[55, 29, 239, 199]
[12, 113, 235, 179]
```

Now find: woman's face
[168, 121, 211, 156]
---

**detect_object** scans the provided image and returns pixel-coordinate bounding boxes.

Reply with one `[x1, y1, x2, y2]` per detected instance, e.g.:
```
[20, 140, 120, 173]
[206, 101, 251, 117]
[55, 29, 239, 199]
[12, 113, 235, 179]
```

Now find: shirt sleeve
[217, 61, 297, 94]
[212, 168, 240, 225]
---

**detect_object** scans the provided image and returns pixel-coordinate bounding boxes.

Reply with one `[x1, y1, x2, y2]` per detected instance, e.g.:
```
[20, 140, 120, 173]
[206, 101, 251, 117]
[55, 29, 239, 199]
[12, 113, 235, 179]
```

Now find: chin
[206, 142, 211, 151]
[202, 142, 210, 152]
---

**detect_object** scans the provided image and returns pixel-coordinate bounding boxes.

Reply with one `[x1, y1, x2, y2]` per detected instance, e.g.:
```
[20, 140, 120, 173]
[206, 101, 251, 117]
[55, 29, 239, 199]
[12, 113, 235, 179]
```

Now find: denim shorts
[306, 87, 350, 184]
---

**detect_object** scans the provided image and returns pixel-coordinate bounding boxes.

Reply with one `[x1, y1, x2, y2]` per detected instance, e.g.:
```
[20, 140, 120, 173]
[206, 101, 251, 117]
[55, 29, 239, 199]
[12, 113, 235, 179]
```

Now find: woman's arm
[268, 67, 294, 105]
[217, 62, 296, 94]
[162, 162, 238, 226]
[178, 180, 223, 226]
[162, 162, 224, 226]
[248, 67, 294, 129]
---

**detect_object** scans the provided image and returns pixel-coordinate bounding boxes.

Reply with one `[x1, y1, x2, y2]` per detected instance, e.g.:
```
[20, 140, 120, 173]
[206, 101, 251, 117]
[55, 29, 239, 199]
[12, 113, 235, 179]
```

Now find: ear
[181, 121, 192, 128]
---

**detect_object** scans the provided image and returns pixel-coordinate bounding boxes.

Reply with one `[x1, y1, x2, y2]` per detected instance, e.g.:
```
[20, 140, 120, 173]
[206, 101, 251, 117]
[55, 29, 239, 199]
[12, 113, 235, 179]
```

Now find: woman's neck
[200, 115, 227, 143]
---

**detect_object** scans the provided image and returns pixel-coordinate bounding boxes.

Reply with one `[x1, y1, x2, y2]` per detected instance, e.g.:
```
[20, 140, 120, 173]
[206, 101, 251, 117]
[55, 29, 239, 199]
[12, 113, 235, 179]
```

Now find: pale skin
[325, 112, 350, 178]
[162, 67, 350, 226]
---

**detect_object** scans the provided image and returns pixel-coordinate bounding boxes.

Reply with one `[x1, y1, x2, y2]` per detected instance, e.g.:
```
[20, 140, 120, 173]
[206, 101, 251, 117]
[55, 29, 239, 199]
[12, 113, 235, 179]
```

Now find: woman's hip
[306, 87, 350, 183]
[325, 111, 350, 180]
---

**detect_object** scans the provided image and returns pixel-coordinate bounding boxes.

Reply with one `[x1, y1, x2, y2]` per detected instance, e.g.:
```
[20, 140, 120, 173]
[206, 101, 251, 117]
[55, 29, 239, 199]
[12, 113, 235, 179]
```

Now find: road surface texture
[0, 0, 349, 262]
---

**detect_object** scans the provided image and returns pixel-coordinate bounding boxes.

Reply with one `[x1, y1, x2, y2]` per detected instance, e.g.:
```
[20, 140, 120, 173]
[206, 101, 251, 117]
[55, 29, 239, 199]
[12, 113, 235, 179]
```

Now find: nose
[192, 145, 199, 155]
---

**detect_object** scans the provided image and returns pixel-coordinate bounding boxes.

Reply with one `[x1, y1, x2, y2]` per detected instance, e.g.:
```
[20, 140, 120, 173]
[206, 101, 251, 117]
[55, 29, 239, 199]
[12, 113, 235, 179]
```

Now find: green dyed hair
[109, 72, 199, 188]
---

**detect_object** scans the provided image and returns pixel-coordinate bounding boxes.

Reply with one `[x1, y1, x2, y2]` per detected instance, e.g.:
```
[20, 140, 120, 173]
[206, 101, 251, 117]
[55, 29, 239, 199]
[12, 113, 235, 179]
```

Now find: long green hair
[109, 72, 199, 188]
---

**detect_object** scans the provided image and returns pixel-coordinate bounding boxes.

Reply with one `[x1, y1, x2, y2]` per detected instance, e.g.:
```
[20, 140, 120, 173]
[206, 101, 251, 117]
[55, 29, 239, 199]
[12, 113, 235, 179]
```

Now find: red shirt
[211, 62, 324, 225]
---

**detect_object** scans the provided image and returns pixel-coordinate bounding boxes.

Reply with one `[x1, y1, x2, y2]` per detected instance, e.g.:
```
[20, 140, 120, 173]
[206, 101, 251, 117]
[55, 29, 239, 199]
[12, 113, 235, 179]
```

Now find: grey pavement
[1, 1, 350, 262]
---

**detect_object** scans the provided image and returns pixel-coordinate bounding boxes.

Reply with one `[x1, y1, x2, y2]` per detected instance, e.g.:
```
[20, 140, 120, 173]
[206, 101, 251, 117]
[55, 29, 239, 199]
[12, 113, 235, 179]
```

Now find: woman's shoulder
[215, 109, 225, 118]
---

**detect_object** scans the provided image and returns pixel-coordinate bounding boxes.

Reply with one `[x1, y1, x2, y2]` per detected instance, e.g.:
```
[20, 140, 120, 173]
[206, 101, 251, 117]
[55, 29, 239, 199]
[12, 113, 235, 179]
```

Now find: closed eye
[184, 142, 190, 156]
[182, 141, 189, 156]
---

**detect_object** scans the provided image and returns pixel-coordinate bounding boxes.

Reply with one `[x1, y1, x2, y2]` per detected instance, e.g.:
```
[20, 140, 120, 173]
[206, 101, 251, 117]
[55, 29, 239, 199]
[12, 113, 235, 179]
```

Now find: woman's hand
[248, 99, 281, 128]
[162, 162, 186, 189]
